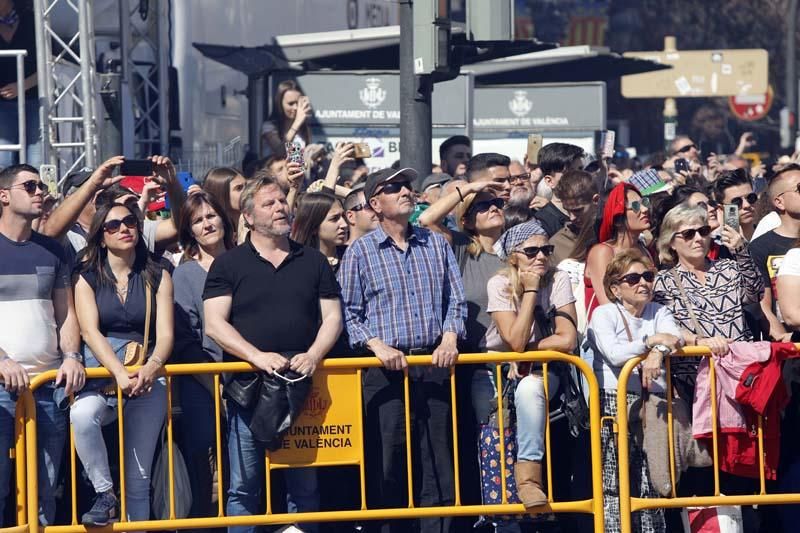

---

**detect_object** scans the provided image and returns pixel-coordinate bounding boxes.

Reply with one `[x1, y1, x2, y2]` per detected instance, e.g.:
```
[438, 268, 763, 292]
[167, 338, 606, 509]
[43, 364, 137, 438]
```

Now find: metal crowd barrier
[7, 352, 605, 533]
[616, 345, 800, 533]
[0, 50, 28, 164]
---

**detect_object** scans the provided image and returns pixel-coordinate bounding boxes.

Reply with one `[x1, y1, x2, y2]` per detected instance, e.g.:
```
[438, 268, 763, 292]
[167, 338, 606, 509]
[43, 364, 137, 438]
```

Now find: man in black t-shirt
[749, 164, 800, 341]
[203, 175, 341, 533]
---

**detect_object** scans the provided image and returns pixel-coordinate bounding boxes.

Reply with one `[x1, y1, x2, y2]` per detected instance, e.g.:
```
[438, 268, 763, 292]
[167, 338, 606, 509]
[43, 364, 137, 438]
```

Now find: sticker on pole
[269, 368, 362, 466]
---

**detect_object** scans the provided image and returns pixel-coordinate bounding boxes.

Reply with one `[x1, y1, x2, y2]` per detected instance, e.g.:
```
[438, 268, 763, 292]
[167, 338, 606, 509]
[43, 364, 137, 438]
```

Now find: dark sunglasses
[675, 143, 697, 154]
[509, 173, 530, 184]
[695, 200, 718, 210]
[7, 179, 46, 195]
[673, 225, 712, 241]
[617, 271, 656, 285]
[729, 192, 758, 208]
[469, 197, 504, 215]
[626, 197, 651, 213]
[377, 181, 412, 196]
[348, 202, 371, 212]
[515, 244, 555, 258]
[103, 214, 138, 234]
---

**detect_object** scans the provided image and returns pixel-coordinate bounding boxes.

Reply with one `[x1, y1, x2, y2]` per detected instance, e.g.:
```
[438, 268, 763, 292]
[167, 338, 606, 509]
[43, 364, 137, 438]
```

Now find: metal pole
[16, 53, 26, 163]
[248, 75, 265, 157]
[787, 0, 798, 148]
[663, 36, 678, 151]
[32, 0, 53, 166]
[157, 0, 170, 156]
[78, 0, 95, 167]
[400, 0, 432, 188]
[118, 0, 136, 157]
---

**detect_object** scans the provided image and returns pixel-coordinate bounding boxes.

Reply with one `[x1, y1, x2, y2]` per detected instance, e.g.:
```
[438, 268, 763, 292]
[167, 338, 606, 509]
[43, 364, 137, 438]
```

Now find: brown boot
[514, 460, 548, 509]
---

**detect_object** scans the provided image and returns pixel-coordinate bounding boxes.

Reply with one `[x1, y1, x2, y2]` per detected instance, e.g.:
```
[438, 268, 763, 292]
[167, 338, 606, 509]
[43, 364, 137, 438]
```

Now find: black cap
[420, 172, 452, 193]
[63, 167, 93, 194]
[364, 167, 418, 201]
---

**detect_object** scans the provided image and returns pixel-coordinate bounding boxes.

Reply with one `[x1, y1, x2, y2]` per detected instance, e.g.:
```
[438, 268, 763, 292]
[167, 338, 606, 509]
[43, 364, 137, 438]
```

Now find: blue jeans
[515, 372, 559, 462]
[227, 402, 319, 533]
[0, 383, 67, 527]
[0, 98, 41, 168]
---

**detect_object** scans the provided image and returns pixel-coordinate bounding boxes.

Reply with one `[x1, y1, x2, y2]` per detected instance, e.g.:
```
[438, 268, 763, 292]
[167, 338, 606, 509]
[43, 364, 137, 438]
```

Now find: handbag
[103, 279, 152, 395]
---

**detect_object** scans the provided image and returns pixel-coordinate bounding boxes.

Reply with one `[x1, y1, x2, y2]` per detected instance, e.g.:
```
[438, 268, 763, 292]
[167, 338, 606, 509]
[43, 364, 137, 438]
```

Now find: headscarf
[493, 219, 547, 261]
[598, 183, 639, 243]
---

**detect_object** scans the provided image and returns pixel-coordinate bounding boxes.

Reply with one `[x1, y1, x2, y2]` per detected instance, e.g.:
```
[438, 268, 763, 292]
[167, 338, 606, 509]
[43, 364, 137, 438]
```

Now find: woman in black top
[70, 202, 174, 526]
[291, 192, 349, 274]
[0, 0, 41, 166]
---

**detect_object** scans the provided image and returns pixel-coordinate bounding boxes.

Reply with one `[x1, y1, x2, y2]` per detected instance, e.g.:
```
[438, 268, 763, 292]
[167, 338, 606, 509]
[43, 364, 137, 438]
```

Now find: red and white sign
[729, 85, 773, 122]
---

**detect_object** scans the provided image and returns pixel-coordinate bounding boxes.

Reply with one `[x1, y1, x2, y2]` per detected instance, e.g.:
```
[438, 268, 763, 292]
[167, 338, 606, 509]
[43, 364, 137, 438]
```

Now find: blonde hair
[501, 249, 554, 305]
[656, 204, 707, 266]
[455, 190, 484, 259]
[602, 249, 655, 302]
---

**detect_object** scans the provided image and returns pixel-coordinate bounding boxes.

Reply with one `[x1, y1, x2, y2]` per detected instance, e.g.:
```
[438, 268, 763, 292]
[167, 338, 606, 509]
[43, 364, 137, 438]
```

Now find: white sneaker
[275, 525, 305, 533]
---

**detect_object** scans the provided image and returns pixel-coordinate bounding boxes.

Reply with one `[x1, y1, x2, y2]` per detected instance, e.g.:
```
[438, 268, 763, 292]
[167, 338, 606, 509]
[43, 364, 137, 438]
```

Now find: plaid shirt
[338, 224, 466, 351]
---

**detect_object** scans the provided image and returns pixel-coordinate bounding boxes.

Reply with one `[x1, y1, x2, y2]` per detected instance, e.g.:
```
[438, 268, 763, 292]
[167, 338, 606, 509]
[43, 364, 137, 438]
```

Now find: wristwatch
[652, 344, 671, 356]
[62, 351, 84, 365]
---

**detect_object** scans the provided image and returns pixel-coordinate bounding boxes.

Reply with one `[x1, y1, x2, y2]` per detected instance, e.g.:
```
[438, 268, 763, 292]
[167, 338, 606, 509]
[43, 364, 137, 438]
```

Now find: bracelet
[456, 186, 464, 202]
[523, 289, 538, 294]
[148, 355, 166, 367]
[62, 351, 84, 365]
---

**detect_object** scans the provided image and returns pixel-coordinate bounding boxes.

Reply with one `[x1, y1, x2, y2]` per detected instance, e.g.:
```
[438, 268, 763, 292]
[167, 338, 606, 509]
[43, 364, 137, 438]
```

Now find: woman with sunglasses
[486, 220, 577, 512]
[584, 183, 652, 320]
[587, 249, 682, 533]
[172, 191, 235, 523]
[70, 201, 173, 526]
[653, 204, 763, 401]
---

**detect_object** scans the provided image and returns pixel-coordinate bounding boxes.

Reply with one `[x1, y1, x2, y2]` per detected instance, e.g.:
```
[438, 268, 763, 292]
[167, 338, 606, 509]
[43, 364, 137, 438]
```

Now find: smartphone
[120, 159, 153, 176]
[723, 204, 740, 231]
[353, 142, 372, 159]
[285, 142, 305, 171]
[601, 130, 616, 159]
[527, 134, 543, 164]
[39, 164, 57, 196]
[176, 171, 196, 192]
[674, 158, 690, 173]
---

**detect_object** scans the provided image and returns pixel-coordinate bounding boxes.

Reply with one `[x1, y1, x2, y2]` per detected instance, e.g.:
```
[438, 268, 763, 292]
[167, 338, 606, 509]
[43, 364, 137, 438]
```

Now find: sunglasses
[378, 181, 412, 196]
[514, 244, 555, 258]
[469, 197, 504, 215]
[6, 180, 46, 195]
[348, 202, 371, 212]
[675, 143, 697, 154]
[672, 225, 712, 241]
[695, 200, 718, 210]
[626, 197, 651, 213]
[728, 192, 758, 208]
[509, 173, 530, 185]
[103, 214, 138, 235]
[617, 271, 656, 285]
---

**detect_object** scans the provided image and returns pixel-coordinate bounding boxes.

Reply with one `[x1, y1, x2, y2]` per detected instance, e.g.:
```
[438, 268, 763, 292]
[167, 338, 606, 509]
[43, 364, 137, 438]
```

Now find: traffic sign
[729, 85, 773, 121]
[621, 49, 768, 98]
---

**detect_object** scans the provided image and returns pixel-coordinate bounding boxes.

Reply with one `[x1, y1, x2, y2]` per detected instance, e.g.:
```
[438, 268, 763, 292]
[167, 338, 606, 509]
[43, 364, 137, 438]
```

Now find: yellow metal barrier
[0, 401, 29, 533]
[14, 352, 605, 533]
[616, 345, 800, 533]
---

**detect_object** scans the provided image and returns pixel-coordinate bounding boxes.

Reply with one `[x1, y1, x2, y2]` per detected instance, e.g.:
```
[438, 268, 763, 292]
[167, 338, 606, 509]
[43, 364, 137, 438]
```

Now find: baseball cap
[420, 173, 452, 193]
[364, 167, 418, 201]
[63, 167, 93, 195]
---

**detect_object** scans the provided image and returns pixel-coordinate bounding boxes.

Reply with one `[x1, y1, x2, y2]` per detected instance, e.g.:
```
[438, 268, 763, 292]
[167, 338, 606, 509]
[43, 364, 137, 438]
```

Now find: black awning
[192, 43, 290, 77]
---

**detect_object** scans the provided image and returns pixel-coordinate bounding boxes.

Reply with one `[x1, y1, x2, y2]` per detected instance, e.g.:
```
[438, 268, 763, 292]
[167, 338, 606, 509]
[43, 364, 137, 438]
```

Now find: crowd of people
[4, 79, 800, 533]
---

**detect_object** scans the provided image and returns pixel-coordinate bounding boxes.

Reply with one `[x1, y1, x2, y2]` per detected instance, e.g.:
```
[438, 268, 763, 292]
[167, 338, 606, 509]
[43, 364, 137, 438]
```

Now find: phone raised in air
[527, 134, 543, 165]
[120, 159, 153, 176]
[674, 158, 690, 174]
[353, 142, 372, 159]
[723, 204, 740, 231]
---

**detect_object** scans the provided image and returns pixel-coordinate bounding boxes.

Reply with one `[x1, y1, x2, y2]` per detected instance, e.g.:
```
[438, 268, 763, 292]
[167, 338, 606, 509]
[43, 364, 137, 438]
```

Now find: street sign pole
[663, 37, 678, 150]
[400, 0, 432, 186]
[784, 0, 798, 148]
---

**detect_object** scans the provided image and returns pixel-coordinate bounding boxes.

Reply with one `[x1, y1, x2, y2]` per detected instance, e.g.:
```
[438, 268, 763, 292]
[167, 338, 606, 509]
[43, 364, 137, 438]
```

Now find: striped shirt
[339, 224, 466, 351]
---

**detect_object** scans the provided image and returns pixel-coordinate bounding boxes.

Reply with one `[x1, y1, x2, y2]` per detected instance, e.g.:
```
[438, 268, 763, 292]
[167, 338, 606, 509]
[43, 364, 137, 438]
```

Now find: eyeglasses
[377, 181, 412, 196]
[348, 203, 371, 212]
[617, 271, 656, 285]
[468, 198, 504, 215]
[5, 180, 46, 195]
[672, 225, 712, 241]
[509, 173, 530, 185]
[776, 183, 800, 198]
[626, 197, 651, 213]
[728, 192, 758, 208]
[675, 143, 697, 154]
[514, 244, 555, 258]
[103, 214, 138, 234]
[695, 200, 718, 210]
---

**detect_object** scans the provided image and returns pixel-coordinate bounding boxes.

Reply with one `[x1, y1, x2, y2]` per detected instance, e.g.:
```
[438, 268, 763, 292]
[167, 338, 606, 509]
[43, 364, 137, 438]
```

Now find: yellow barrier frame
[13, 352, 605, 533]
[616, 345, 800, 533]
